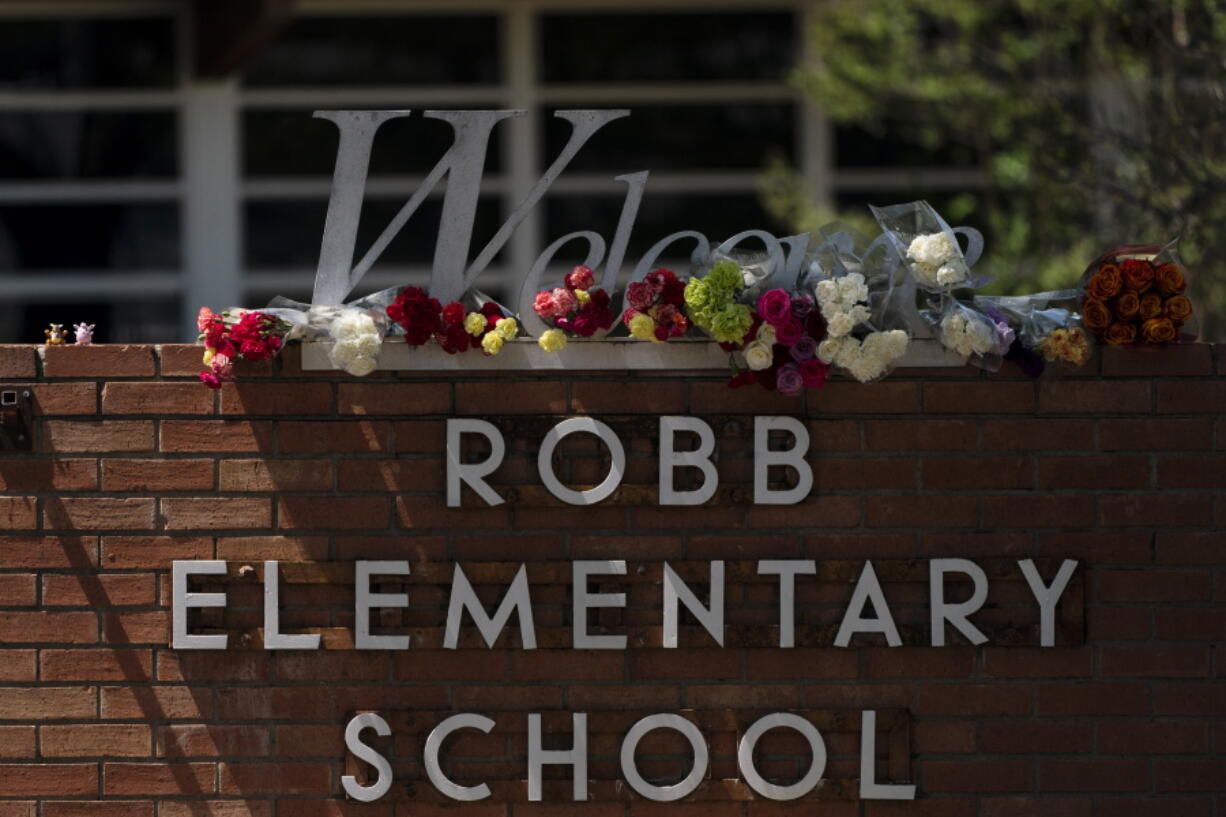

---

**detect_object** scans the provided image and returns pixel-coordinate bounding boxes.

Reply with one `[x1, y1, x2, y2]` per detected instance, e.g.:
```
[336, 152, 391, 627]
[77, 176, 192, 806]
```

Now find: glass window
[244, 196, 505, 268]
[0, 112, 177, 179]
[243, 16, 501, 86]
[1, 298, 179, 344]
[0, 18, 175, 88]
[244, 109, 503, 177]
[542, 103, 795, 172]
[540, 11, 795, 83]
[0, 204, 178, 270]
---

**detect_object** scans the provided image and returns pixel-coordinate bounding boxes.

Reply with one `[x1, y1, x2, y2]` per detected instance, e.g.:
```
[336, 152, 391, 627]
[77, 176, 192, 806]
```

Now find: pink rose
[757, 288, 792, 326]
[800, 358, 828, 389]
[775, 318, 804, 347]
[565, 265, 595, 291]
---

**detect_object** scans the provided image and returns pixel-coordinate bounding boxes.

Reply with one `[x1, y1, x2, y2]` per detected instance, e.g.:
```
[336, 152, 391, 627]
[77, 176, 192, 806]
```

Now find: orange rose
[1081, 298, 1111, 333]
[1139, 292, 1163, 321]
[1087, 263, 1123, 299]
[1141, 317, 1177, 344]
[1115, 291, 1140, 320]
[1121, 258, 1154, 293]
[1165, 295, 1193, 323]
[1105, 322, 1137, 345]
[1155, 263, 1187, 295]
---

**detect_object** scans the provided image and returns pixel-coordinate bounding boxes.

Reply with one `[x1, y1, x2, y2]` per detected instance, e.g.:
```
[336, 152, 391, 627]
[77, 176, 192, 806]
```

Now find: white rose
[827, 312, 855, 338]
[755, 323, 777, 346]
[742, 341, 774, 371]
[817, 337, 843, 364]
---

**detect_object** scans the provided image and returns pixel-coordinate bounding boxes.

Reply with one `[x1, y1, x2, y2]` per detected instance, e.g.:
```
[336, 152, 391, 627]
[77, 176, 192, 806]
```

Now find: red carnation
[442, 302, 465, 326]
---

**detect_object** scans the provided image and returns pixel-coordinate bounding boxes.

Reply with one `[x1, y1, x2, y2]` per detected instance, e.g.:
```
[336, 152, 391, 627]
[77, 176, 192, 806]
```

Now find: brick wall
[0, 341, 1223, 817]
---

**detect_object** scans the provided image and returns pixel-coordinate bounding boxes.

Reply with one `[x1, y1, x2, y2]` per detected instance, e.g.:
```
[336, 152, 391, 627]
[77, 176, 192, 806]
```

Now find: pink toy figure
[73, 323, 95, 346]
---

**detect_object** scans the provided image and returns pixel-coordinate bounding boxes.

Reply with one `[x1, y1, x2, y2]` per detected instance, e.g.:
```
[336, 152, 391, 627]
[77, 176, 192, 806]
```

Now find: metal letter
[355, 560, 410, 650]
[758, 560, 817, 648]
[171, 560, 227, 650]
[528, 712, 588, 801]
[342, 712, 393, 802]
[859, 710, 916, 800]
[444, 563, 536, 649]
[447, 419, 506, 508]
[620, 714, 708, 802]
[930, 558, 989, 647]
[738, 712, 827, 800]
[754, 416, 813, 505]
[658, 416, 719, 506]
[1018, 559, 1078, 647]
[572, 560, 626, 649]
[663, 561, 724, 648]
[834, 562, 902, 647]
[538, 418, 625, 505]
[263, 560, 320, 650]
[424, 713, 494, 801]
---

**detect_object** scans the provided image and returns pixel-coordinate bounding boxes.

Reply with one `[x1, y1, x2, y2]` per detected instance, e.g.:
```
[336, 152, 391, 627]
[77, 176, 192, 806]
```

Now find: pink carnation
[565, 265, 595, 291]
[533, 290, 561, 319]
[552, 287, 578, 315]
[626, 281, 654, 310]
[196, 306, 215, 333]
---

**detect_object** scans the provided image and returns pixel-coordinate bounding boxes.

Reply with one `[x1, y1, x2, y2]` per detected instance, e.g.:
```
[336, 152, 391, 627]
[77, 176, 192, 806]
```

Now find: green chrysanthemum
[708, 303, 754, 344]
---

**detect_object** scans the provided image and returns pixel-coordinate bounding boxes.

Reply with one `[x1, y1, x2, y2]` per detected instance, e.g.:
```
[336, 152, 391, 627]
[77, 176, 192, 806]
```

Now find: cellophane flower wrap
[327, 308, 387, 377]
[727, 288, 829, 395]
[813, 259, 911, 384]
[620, 268, 690, 342]
[196, 307, 291, 389]
[929, 299, 1004, 370]
[1080, 241, 1196, 346]
[871, 200, 984, 294]
[684, 259, 755, 345]
[975, 291, 1090, 374]
[532, 265, 614, 353]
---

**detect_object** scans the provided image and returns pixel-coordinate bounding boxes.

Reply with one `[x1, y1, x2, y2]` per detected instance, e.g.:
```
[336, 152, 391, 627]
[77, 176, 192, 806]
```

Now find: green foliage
[774, 0, 1226, 337]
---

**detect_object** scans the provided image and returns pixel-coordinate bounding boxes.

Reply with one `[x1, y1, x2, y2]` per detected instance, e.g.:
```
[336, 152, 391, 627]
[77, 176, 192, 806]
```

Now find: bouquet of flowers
[532, 265, 615, 352]
[727, 288, 830, 395]
[620, 268, 689, 342]
[196, 307, 291, 389]
[871, 200, 985, 293]
[930, 299, 1004, 370]
[814, 271, 910, 383]
[1080, 242, 1195, 346]
[386, 286, 520, 356]
[683, 259, 755, 345]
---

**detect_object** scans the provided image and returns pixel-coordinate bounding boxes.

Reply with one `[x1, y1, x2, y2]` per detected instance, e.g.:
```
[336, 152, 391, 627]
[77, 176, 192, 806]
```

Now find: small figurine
[73, 323, 95, 346]
[44, 324, 66, 345]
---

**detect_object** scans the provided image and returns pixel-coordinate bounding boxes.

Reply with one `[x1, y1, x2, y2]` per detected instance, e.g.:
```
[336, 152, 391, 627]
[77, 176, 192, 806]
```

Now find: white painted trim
[300, 337, 964, 371]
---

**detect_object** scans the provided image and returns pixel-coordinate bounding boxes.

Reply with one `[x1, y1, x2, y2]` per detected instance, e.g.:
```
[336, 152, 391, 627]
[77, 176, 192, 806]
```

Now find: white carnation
[827, 311, 855, 338]
[742, 341, 774, 371]
[329, 310, 383, 376]
[837, 273, 869, 309]
[815, 279, 840, 310]
[833, 335, 861, 368]
[817, 337, 844, 364]
[910, 261, 940, 287]
[907, 232, 958, 267]
[936, 262, 968, 287]
[848, 304, 872, 327]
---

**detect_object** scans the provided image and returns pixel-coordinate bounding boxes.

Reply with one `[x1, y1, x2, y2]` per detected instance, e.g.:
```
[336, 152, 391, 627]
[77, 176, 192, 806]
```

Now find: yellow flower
[628, 312, 658, 341]
[495, 317, 518, 341]
[481, 333, 504, 355]
[202, 348, 215, 366]
[464, 312, 486, 336]
[575, 289, 592, 305]
[538, 328, 567, 353]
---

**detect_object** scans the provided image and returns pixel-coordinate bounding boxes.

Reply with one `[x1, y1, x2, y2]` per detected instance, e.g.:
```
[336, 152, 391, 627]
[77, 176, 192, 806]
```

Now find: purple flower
[790, 333, 818, 362]
[992, 320, 1015, 356]
[775, 318, 804, 347]
[791, 294, 814, 318]
[776, 362, 805, 397]
[757, 288, 792, 327]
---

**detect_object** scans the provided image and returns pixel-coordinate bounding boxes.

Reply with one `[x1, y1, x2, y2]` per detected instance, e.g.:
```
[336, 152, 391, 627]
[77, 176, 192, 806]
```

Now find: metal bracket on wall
[0, 389, 32, 452]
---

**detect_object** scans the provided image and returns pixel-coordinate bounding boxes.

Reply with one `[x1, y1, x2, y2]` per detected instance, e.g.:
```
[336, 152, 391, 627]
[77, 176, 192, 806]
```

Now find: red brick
[219, 459, 332, 491]
[803, 532, 914, 558]
[745, 650, 858, 680]
[0, 686, 96, 720]
[216, 686, 332, 720]
[913, 721, 977, 754]
[0, 803, 34, 817]
[809, 381, 919, 414]
[1154, 759, 1226, 792]
[1039, 381, 1151, 414]
[29, 382, 98, 415]
[513, 651, 625, 681]
[922, 759, 1031, 792]
[0, 574, 34, 605]
[571, 380, 685, 414]
[159, 725, 271, 758]
[983, 648, 1093, 678]
[1157, 455, 1226, 489]
[1097, 569, 1211, 602]
[397, 496, 510, 530]
[40, 420, 154, 452]
[922, 456, 1032, 490]
[864, 419, 976, 451]
[338, 382, 450, 415]
[1100, 417, 1213, 450]
[391, 419, 447, 453]
[103, 459, 215, 491]
[40, 649, 152, 681]
[916, 685, 1031, 716]
[865, 494, 977, 527]
[219, 762, 333, 795]
[864, 647, 975, 678]
[1100, 344, 1213, 376]
[42, 344, 154, 377]
[1037, 683, 1150, 716]
[1098, 721, 1208, 754]
[162, 497, 272, 530]
[0, 345, 37, 378]
[280, 497, 390, 529]
[1096, 798, 1210, 817]
[456, 381, 567, 414]
[805, 419, 861, 452]
[100, 686, 214, 720]
[42, 573, 156, 607]
[1098, 494, 1213, 527]
[1101, 646, 1210, 678]
[980, 798, 1091, 817]
[101, 536, 212, 567]
[0, 458, 97, 491]
[627, 649, 736, 681]
[336, 458, 439, 492]
[0, 611, 95, 643]
[43, 497, 155, 530]
[1153, 683, 1226, 716]
[0, 726, 35, 758]
[278, 420, 388, 453]
[216, 535, 329, 561]
[43, 802, 153, 817]
[1037, 531, 1151, 563]
[221, 382, 333, 415]
[1156, 381, 1226, 413]
[688, 381, 800, 414]
[918, 531, 1029, 557]
[982, 721, 1092, 754]
[981, 418, 1095, 451]
[102, 762, 217, 795]
[1036, 455, 1150, 489]
[157, 344, 208, 376]
[41, 724, 151, 757]
[0, 536, 97, 569]
[156, 802, 270, 817]
[982, 494, 1095, 528]
[0, 495, 36, 528]
[0, 763, 98, 796]
[1039, 759, 1149, 792]
[103, 611, 167, 644]
[748, 495, 859, 528]
[102, 382, 213, 415]
[160, 420, 273, 453]
[157, 653, 272, 684]
[814, 457, 916, 490]
[1155, 607, 1226, 641]
[923, 381, 1034, 413]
